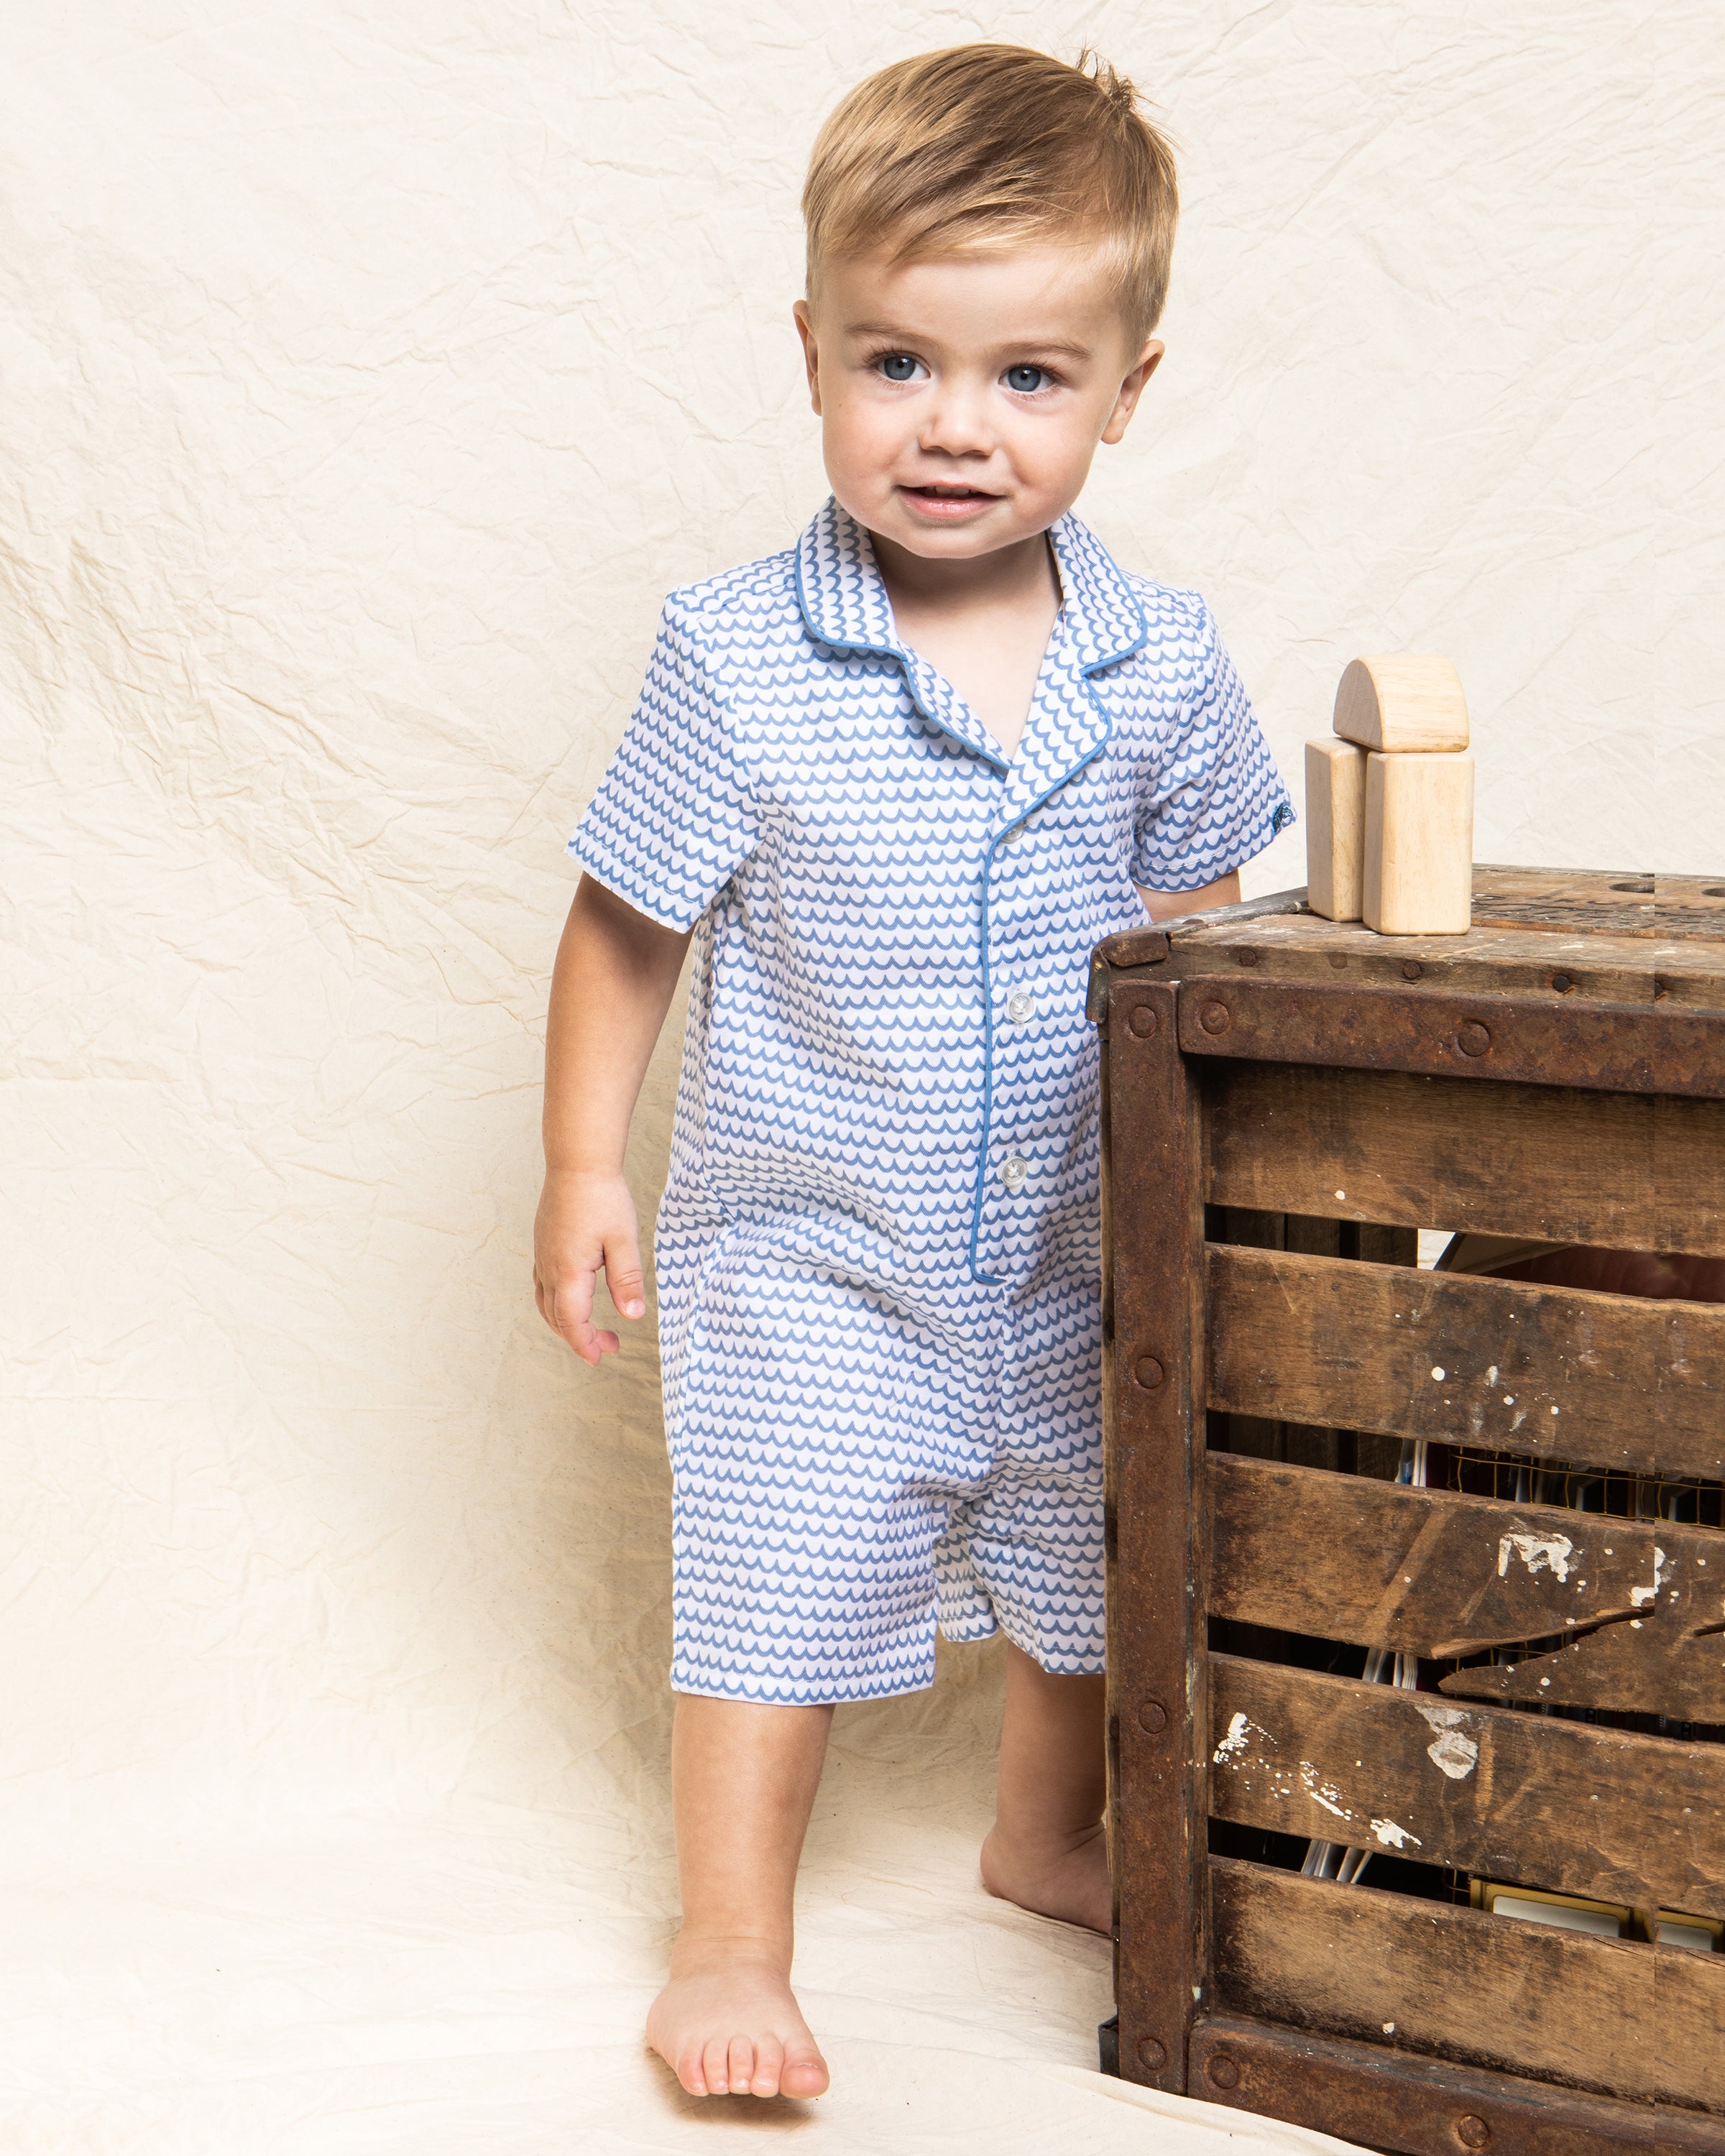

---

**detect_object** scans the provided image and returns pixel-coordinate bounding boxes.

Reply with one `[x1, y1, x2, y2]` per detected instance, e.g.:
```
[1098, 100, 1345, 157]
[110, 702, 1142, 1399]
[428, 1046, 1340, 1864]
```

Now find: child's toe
[701, 2035, 731, 2094]
[781, 2043, 829, 2098]
[750, 2033, 785, 2096]
[727, 2034, 755, 2095]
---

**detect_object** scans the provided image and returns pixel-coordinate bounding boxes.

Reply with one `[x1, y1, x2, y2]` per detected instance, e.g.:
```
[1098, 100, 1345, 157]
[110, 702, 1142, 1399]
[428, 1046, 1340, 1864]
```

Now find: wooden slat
[1101, 975, 1208, 2094]
[1208, 1655, 1725, 1911]
[1209, 1856, 1724, 2111]
[1208, 1452, 1714, 1659]
[1202, 1062, 1725, 1257]
[1176, 976, 1725, 1097]
[1205, 1244, 1725, 1478]
[1187, 2014, 1725, 2155]
[1440, 1611, 1725, 1720]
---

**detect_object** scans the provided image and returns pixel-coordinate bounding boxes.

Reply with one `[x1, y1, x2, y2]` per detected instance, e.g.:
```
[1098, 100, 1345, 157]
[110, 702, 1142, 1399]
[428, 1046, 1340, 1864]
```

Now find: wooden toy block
[1363, 750, 1473, 934]
[1334, 654, 1470, 752]
[1304, 738, 1368, 921]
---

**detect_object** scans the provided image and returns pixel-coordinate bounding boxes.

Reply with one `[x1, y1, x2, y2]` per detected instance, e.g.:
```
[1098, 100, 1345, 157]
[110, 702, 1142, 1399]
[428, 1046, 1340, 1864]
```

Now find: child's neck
[870, 528, 1057, 621]
[868, 530, 1061, 762]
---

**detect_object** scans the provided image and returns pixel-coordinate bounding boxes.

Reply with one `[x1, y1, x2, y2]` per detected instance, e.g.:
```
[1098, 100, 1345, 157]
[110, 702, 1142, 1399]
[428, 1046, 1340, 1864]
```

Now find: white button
[1007, 990, 1035, 1024]
[1001, 1154, 1029, 1192]
[1001, 825, 1024, 847]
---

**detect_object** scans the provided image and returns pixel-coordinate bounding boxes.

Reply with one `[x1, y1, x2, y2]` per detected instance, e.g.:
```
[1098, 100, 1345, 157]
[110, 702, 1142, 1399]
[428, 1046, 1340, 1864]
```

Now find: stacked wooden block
[1306, 656, 1473, 933]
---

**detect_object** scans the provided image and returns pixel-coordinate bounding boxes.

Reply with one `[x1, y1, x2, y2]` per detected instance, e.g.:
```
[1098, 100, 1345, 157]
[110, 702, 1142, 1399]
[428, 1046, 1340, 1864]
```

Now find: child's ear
[1100, 339, 1164, 446]
[792, 301, 824, 415]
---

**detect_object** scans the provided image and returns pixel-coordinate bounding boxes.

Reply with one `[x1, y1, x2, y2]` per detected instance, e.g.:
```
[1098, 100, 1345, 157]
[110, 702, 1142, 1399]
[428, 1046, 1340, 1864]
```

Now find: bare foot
[646, 1937, 829, 2099]
[980, 1822, 1111, 1933]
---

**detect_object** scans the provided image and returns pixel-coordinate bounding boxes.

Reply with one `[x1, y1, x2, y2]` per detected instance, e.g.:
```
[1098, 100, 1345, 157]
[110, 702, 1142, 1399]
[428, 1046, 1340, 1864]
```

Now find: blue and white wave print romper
[571, 499, 1292, 1705]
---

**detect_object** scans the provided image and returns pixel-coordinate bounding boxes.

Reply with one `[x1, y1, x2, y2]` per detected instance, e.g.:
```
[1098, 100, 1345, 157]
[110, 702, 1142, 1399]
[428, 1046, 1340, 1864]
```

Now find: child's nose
[918, 383, 995, 458]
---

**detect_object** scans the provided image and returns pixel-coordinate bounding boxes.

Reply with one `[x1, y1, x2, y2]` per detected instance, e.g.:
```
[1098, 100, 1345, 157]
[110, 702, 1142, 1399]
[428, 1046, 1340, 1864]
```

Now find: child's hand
[533, 1167, 647, 1364]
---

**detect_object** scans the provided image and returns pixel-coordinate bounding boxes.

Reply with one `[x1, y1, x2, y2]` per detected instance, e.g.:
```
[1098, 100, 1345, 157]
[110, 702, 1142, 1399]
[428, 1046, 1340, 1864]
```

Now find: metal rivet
[1551, 972, 1573, 993]
[1136, 1700, 1167, 1734]
[1135, 2037, 1167, 2070]
[1128, 1005, 1157, 1038]
[1327, 953, 1348, 970]
[1457, 2116, 1491, 2150]
[1200, 1001, 1230, 1034]
[1402, 960, 1422, 980]
[1207, 2054, 1241, 2091]
[1134, 1356, 1164, 1389]
[1457, 1021, 1491, 1057]
[1235, 949, 1259, 967]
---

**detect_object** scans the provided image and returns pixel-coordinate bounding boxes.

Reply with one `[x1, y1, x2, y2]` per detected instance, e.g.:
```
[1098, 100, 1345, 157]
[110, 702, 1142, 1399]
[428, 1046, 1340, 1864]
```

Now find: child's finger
[602, 1227, 648, 1322]
[546, 1265, 617, 1363]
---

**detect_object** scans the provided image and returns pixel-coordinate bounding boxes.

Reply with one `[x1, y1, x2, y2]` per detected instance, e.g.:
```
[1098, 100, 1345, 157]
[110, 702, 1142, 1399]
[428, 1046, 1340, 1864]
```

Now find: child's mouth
[900, 484, 998, 518]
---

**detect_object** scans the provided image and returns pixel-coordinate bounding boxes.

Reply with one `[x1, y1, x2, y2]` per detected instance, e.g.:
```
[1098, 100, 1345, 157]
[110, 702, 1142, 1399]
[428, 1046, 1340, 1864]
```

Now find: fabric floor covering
[4, 1746, 1366, 2155]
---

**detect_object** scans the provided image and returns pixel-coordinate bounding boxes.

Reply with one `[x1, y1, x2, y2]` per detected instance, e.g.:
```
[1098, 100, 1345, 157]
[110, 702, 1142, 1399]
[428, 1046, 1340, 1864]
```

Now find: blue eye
[1006, 364, 1049, 394]
[879, 354, 919, 382]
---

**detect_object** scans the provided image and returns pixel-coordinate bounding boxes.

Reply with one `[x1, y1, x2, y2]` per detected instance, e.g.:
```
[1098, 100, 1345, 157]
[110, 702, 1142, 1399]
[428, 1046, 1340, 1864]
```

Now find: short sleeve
[1131, 601, 1294, 891]
[567, 599, 759, 932]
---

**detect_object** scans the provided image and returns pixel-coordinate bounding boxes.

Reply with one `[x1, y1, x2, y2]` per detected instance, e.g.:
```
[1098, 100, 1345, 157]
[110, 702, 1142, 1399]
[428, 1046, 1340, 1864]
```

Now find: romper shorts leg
[932, 1266, 1107, 1678]
[658, 1230, 1105, 1705]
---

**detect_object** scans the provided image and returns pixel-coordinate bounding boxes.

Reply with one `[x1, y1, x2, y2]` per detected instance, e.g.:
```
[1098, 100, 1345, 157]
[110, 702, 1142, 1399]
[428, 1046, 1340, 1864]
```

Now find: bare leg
[979, 1638, 1110, 1932]
[645, 1695, 834, 2099]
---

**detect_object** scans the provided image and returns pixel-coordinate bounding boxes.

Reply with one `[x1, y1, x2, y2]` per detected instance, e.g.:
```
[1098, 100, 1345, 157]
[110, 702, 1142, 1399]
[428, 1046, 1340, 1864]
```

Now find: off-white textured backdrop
[2, 4, 1711, 2150]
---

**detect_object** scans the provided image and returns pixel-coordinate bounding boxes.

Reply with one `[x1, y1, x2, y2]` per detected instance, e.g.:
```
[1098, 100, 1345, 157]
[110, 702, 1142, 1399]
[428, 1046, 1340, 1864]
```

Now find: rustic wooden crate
[1091, 867, 1725, 2155]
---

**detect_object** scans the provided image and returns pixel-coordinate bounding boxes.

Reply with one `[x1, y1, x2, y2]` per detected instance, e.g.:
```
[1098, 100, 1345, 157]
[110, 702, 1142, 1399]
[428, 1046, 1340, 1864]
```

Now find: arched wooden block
[1334, 654, 1470, 752]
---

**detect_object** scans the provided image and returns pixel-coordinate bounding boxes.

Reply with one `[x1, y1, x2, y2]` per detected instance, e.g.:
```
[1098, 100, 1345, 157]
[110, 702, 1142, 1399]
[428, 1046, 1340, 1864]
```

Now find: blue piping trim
[964, 655, 1137, 1286]
[792, 509, 1152, 1289]
[793, 539, 1012, 773]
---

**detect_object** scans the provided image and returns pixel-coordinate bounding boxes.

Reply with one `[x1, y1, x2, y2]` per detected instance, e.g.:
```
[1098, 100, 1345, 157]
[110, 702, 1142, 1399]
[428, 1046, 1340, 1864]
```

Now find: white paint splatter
[1431, 1365, 1445, 1381]
[1486, 1366, 1499, 1387]
[1414, 1702, 1479, 1780]
[1497, 1531, 1573, 1583]
[1629, 1548, 1667, 1609]
[1371, 1818, 1422, 1850]
[1213, 1712, 1253, 1764]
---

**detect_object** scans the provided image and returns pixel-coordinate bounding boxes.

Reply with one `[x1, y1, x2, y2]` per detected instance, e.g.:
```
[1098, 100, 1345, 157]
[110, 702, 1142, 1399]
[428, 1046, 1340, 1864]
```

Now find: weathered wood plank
[1207, 1655, 1725, 1911]
[1440, 1609, 1725, 1720]
[1208, 1452, 1714, 1659]
[1177, 975, 1725, 1097]
[1209, 1856, 1724, 2111]
[1102, 976, 1208, 2094]
[1202, 1063, 1725, 1258]
[1187, 2014, 1725, 2155]
[1204, 1244, 1725, 1478]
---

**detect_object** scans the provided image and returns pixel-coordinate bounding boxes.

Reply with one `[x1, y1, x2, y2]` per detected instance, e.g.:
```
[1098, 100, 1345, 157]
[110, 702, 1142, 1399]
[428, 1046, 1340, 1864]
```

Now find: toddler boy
[535, 45, 1292, 2102]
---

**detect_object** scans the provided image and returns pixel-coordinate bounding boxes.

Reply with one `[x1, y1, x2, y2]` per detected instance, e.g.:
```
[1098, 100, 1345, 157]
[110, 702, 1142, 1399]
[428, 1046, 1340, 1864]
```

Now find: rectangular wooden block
[1305, 738, 1368, 920]
[1364, 751, 1474, 934]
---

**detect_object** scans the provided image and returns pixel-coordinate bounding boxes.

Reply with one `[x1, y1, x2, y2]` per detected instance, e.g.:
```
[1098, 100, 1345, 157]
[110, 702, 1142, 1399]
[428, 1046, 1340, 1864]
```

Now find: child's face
[794, 243, 1162, 560]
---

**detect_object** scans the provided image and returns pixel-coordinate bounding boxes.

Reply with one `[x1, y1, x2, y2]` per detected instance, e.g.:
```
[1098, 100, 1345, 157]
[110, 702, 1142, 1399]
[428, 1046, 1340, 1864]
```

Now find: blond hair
[803, 45, 1179, 344]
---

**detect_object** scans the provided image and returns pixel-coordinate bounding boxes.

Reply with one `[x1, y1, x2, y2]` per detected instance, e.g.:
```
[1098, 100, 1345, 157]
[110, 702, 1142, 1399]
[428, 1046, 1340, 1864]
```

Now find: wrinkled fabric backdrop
[1, 4, 1714, 2150]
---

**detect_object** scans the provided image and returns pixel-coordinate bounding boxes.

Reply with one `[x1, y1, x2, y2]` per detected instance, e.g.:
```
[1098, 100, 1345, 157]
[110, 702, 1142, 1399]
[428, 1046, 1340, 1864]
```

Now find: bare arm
[1135, 870, 1241, 923]
[534, 875, 691, 1365]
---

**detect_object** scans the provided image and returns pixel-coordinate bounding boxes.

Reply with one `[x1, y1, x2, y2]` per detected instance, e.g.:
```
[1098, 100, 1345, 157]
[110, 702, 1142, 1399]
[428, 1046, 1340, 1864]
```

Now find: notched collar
[794, 497, 1150, 778]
